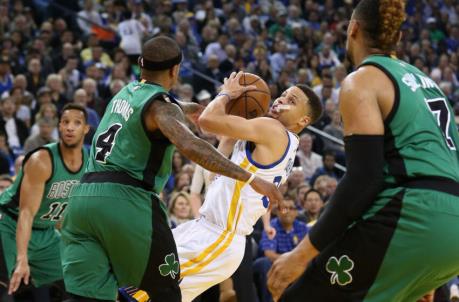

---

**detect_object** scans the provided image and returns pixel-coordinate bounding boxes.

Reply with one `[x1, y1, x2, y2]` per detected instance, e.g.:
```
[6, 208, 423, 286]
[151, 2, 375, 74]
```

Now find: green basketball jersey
[86, 81, 176, 194]
[360, 55, 459, 184]
[0, 143, 88, 229]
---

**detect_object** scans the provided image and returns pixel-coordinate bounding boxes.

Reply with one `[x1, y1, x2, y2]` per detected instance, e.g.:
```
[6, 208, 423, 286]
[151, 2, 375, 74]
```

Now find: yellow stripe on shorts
[179, 158, 254, 274]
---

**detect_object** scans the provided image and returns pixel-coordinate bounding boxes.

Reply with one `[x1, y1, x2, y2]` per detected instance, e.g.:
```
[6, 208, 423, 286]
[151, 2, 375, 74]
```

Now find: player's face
[59, 109, 89, 148]
[269, 86, 310, 130]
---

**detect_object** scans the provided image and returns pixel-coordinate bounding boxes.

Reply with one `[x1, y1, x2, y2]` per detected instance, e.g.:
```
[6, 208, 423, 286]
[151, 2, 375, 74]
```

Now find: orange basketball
[225, 73, 271, 119]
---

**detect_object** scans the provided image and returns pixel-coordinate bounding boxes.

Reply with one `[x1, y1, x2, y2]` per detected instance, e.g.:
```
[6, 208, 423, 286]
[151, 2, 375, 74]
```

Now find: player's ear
[84, 124, 90, 135]
[298, 115, 311, 129]
[170, 64, 180, 78]
[349, 19, 359, 38]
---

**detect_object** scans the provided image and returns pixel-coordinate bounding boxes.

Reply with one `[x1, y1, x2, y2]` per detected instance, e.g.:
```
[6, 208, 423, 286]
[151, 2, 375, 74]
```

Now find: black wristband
[309, 135, 385, 251]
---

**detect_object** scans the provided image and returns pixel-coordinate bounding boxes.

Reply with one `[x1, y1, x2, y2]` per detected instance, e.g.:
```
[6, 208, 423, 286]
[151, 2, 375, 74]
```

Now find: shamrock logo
[158, 253, 179, 279]
[326, 255, 354, 286]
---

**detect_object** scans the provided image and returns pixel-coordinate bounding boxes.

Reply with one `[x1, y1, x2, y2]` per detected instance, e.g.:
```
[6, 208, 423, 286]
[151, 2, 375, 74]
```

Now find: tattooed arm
[177, 100, 203, 126]
[149, 100, 250, 181]
[146, 100, 283, 205]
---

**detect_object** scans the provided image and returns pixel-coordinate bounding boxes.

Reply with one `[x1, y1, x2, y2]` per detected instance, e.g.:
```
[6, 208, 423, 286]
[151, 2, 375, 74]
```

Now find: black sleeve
[309, 135, 385, 251]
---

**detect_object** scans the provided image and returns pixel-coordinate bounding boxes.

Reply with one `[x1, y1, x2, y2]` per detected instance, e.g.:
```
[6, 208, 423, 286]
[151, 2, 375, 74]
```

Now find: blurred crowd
[0, 0, 458, 301]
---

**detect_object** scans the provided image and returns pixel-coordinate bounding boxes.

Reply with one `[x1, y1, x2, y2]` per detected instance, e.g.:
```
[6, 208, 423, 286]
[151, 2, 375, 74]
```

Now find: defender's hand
[220, 71, 257, 101]
[249, 176, 282, 209]
[8, 258, 30, 294]
[267, 250, 308, 301]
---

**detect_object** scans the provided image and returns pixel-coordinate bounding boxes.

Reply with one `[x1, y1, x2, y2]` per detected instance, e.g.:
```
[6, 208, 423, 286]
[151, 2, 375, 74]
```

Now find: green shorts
[0, 210, 62, 288]
[61, 182, 181, 301]
[281, 181, 459, 302]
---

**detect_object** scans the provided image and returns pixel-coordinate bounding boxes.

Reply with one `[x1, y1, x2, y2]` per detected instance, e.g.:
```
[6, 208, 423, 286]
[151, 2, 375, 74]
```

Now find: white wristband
[246, 173, 256, 184]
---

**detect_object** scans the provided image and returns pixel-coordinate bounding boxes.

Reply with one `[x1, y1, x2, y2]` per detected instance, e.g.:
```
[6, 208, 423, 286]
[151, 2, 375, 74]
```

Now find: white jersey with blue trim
[199, 131, 299, 236]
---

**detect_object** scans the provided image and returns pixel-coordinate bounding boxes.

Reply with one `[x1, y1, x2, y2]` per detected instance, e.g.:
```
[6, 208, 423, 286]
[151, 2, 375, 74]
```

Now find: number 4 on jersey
[95, 124, 123, 163]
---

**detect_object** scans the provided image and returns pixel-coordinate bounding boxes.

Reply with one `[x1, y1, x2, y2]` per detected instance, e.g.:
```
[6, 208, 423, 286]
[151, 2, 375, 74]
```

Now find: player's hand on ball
[220, 71, 257, 100]
[249, 176, 282, 208]
[8, 258, 30, 294]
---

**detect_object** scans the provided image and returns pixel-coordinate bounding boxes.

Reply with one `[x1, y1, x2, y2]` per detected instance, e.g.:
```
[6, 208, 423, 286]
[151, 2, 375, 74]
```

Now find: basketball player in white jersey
[172, 71, 323, 302]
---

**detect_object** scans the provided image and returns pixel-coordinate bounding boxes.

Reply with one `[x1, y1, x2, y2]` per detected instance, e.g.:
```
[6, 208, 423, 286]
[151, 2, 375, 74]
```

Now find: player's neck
[141, 74, 172, 91]
[355, 47, 387, 66]
[59, 142, 82, 159]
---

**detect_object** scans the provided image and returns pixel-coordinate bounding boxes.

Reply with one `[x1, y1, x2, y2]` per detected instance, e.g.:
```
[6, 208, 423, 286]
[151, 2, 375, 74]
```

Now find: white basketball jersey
[199, 131, 299, 235]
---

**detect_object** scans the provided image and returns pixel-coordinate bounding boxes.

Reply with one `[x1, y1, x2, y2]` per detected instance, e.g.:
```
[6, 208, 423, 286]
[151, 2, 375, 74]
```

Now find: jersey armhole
[359, 62, 401, 126]
[141, 92, 180, 141]
[22, 146, 54, 184]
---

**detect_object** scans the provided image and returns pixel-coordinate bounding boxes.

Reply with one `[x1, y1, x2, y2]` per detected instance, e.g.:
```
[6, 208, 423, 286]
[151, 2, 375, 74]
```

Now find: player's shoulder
[28, 147, 52, 162]
[341, 66, 390, 96]
[23, 148, 53, 177]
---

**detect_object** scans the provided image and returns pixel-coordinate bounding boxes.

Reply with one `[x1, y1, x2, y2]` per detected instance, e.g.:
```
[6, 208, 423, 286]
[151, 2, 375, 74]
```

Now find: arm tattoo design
[152, 101, 250, 181]
[177, 101, 201, 115]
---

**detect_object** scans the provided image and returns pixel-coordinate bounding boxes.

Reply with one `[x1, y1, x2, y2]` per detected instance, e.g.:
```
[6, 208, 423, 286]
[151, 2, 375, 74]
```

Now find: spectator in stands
[25, 58, 45, 96]
[23, 116, 56, 153]
[309, 150, 342, 186]
[0, 97, 28, 153]
[323, 109, 345, 163]
[118, 10, 146, 61]
[205, 32, 229, 63]
[296, 133, 322, 181]
[0, 58, 13, 96]
[295, 183, 310, 209]
[77, 0, 103, 36]
[46, 73, 68, 112]
[73, 88, 99, 130]
[30, 103, 58, 141]
[194, 54, 222, 95]
[313, 175, 334, 202]
[313, 73, 339, 104]
[168, 191, 194, 228]
[270, 40, 288, 80]
[286, 166, 305, 200]
[253, 197, 308, 302]
[82, 77, 106, 116]
[298, 189, 325, 225]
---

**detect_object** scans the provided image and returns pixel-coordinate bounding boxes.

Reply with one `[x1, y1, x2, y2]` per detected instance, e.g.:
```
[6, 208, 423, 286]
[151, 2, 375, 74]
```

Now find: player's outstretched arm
[148, 99, 282, 205]
[176, 100, 204, 126]
[9, 150, 51, 294]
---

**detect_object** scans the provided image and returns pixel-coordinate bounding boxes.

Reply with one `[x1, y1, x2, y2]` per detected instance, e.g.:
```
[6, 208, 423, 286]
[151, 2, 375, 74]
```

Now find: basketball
[225, 73, 271, 119]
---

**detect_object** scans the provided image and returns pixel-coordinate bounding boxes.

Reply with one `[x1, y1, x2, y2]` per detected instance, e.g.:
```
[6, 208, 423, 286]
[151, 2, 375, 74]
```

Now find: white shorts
[172, 218, 246, 302]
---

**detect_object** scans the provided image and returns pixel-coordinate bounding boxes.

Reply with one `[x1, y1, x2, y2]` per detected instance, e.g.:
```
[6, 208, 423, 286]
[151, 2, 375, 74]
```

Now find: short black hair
[354, 0, 406, 53]
[296, 84, 323, 124]
[141, 35, 181, 65]
[304, 189, 323, 201]
[323, 149, 336, 159]
[60, 103, 88, 123]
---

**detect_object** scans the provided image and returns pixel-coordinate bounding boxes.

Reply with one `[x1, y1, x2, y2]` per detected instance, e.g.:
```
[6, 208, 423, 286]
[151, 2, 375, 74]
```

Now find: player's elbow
[197, 114, 215, 132]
